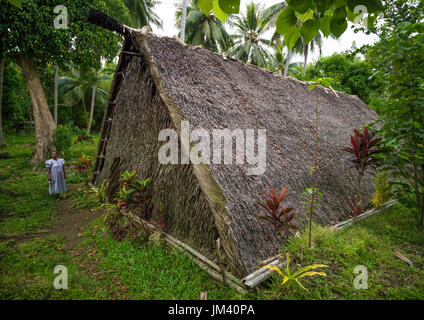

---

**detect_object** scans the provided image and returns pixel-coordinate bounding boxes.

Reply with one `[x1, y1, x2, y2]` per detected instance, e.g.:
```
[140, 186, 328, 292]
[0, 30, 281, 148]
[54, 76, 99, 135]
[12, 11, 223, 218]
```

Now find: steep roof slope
[129, 33, 377, 273]
[94, 27, 378, 276]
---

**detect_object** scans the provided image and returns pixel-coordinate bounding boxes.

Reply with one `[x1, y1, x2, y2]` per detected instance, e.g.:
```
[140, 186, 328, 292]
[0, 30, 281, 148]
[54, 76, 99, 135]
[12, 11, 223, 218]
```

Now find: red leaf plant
[341, 128, 382, 219]
[341, 127, 382, 178]
[257, 185, 298, 237]
[348, 195, 363, 219]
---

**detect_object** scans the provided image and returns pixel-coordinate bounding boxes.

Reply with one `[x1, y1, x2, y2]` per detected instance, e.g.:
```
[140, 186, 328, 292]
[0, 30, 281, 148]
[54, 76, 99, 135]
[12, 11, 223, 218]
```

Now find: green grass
[1, 134, 423, 300]
[0, 136, 57, 234]
[0, 134, 240, 299]
[258, 205, 424, 300]
[68, 135, 99, 160]
[0, 236, 109, 299]
[76, 220, 242, 299]
[0, 135, 99, 235]
[0, 223, 242, 300]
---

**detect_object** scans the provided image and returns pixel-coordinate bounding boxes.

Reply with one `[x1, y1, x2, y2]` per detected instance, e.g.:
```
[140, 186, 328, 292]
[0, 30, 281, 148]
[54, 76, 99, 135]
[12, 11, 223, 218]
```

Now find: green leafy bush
[306, 53, 383, 104]
[71, 153, 94, 183]
[53, 124, 73, 155]
[372, 174, 393, 207]
[265, 254, 328, 291]
[369, 20, 424, 230]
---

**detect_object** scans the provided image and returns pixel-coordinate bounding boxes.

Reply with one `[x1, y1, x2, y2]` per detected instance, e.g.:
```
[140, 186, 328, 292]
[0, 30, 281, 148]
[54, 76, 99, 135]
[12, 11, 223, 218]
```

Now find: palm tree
[269, 40, 303, 77]
[257, 2, 296, 76]
[122, 0, 162, 28]
[54, 63, 58, 126]
[259, 2, 286, 31]
[280, 36, 304, 77]
[59, 65, 111, 134]
[277, 32, 323, 76]
[302, 32, 323, 74]
[175, 0, 232, 52]
[180, 0, 188, 42]
[228, 2, 274, 68]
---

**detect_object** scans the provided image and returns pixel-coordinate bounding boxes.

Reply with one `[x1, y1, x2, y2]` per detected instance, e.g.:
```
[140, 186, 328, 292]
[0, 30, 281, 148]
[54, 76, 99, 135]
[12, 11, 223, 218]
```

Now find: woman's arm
[62, 165, 66, 179]
[48, 168, 52, 181]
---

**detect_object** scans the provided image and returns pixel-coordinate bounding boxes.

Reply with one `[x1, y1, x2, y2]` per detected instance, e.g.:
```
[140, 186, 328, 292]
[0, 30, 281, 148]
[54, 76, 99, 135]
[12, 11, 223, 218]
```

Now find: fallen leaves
[394, 250, 414, 267]
[87, 250, 98, 257]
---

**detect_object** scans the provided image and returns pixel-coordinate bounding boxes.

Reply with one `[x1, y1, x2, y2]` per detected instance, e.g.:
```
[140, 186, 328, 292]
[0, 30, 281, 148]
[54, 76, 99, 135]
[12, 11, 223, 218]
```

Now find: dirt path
[1, 187, 102, 247]
[45, 196, 103, 248]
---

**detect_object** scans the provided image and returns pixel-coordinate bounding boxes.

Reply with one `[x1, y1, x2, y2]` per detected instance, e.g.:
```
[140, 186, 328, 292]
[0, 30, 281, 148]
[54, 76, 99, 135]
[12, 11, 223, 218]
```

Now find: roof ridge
[139, 31, 360, 102]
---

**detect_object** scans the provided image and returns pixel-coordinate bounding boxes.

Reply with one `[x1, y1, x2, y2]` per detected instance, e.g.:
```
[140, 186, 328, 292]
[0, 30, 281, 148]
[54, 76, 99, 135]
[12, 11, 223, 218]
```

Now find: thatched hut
[91, 14, 377, 278]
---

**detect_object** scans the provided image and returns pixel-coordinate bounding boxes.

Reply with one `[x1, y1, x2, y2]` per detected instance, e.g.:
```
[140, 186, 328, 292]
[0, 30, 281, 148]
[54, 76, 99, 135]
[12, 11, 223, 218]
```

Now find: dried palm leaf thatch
[93, 31, 377, 278]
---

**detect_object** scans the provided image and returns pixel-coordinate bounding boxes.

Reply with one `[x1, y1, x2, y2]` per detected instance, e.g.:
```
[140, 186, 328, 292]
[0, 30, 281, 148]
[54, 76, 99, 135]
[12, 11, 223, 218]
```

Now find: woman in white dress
[45, 151, 67, 198]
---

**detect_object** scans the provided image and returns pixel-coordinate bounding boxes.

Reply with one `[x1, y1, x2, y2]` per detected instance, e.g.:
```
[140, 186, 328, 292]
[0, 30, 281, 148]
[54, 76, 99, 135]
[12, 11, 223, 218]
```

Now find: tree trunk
[54, 63, 58, 126]
[0, 57, 7, 149]
[303, 43, 309, 74]
[180, 0, 188, 42]
[205, 38, 211, 50]
[308, 93, 319, 248]
[87, 81, 97, 135]
[283, 48, 292, 77]
[18, 56, 56, 163]
[81, 93, 89, 129]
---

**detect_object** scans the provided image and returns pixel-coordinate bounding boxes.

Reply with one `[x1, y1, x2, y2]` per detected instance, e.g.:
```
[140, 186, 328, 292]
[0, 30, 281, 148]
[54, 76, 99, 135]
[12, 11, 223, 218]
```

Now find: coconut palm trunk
[284, 48, 292, 77]
[303, 42, 309, 74]
[180, 0, 188, 42]
[87, 75, 97, 135]
[54, 63, 59, 126]
[0, 57, 7, 149]
[18, 56, 56, 163]
[81, 94, 89, 129]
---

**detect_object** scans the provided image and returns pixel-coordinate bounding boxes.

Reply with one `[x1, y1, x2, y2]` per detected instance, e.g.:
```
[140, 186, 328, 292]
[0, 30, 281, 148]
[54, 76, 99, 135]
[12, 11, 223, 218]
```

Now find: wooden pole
[180, 0, 188, 42]
[120, 210, 247, 293]
[330, 200, 397, 230]
[308, 92, 319, 248]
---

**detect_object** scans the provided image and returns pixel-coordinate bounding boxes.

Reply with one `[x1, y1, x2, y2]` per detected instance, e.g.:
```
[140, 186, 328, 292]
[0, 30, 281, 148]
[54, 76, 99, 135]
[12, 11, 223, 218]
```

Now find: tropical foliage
[306, 52, 382, 103]
[2, 0, 424, 303]
[268, 40, 303, 77]
[341, 128, 382, 180]
[265, 254, 328, 290]
[122, 0, 163, 28]
[53, 124, 73, 155]
[0, 0, 131, 162]
[228, 2, 273, 67]
[366, 2, 424, 230]
[274, 0, 384, 48]
[71, 154, 94, 183]
[176, 0, 232, 52]
[341, 127, 382, 218]
[59, 65, 112, 134]
[258, 185, 298, 237]
[371, 173, 392, 207]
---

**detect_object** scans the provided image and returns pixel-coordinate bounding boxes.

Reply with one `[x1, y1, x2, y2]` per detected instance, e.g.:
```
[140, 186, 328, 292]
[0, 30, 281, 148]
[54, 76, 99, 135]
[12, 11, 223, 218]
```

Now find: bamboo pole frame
[242, 200, 398, 288]
[120, 210, 248, 294]
[330, 200, 397, 230]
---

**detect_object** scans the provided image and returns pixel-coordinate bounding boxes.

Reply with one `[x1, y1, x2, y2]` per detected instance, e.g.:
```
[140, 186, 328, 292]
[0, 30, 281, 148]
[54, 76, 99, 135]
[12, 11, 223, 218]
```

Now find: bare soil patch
[45, 196, 103, 248]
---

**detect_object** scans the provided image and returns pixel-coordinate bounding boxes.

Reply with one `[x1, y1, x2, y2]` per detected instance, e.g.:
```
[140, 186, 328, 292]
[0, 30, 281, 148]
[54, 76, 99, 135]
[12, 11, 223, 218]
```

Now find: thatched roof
[93, 29, 377, 278]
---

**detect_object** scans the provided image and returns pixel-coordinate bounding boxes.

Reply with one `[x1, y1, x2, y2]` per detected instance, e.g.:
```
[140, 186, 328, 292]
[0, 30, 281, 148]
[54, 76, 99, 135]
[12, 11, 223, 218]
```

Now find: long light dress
[45, 158, 67, 195]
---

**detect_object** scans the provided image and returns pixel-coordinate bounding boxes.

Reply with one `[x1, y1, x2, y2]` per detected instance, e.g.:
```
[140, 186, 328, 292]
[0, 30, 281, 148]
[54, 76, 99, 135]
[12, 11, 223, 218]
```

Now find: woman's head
[51, 151, 58, 159]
